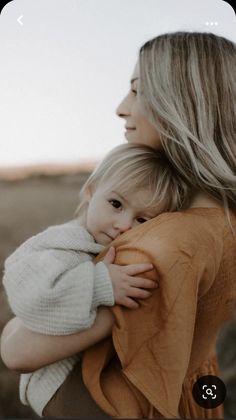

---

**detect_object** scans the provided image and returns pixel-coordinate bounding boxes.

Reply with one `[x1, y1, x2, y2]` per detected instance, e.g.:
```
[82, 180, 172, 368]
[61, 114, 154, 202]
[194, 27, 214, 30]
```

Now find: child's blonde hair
[75, 143, 191, 218]
[139, 32, 236, 224]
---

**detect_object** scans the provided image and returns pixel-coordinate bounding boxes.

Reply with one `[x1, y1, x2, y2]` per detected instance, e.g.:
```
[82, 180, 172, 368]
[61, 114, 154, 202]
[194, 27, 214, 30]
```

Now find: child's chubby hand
[102, 247, 158, 309]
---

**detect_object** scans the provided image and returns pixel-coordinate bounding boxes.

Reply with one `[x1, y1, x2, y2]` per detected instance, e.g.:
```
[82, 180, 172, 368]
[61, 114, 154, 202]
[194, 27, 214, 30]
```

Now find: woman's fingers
[123, 263, 153, 275]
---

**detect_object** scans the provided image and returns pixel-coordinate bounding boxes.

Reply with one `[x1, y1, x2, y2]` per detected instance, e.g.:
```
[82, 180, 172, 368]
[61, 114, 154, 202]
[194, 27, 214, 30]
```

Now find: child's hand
[102, 247, 158, 309]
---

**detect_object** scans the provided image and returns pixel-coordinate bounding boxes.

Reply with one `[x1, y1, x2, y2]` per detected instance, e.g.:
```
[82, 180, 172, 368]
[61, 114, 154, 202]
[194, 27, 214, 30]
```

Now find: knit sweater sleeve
[3, 221, 114, 335]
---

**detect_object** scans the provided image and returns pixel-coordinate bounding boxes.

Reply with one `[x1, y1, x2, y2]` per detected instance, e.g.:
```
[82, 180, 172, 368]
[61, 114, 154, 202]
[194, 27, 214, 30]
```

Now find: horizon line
[0, 160, 98, 181]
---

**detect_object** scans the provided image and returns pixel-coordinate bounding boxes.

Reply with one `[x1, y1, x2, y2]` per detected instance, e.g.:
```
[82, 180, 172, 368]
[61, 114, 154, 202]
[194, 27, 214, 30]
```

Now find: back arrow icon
[17, 15, 23, 25]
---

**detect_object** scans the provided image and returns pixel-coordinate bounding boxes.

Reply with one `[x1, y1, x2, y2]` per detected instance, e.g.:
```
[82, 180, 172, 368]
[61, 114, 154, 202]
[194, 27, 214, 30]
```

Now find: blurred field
[0, 169, 235, 418]
[0, 170, 89, 418]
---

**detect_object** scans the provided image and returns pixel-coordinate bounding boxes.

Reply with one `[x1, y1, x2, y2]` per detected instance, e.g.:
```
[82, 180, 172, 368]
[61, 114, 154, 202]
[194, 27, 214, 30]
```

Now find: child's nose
[114, 215, 133, 233]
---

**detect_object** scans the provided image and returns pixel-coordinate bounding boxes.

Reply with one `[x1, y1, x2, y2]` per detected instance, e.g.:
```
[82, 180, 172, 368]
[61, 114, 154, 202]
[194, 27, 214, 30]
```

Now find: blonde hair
[75, 143, 191, 217]
[139, 32, 236, 223]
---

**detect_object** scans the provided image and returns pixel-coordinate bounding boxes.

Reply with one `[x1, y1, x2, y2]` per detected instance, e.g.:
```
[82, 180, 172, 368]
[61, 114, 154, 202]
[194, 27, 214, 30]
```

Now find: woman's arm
[0, 307, 115, 373]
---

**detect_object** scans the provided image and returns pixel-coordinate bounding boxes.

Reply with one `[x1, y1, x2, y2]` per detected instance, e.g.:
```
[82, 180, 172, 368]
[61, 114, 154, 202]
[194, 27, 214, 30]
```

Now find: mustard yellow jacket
[83, 208, 236, 418]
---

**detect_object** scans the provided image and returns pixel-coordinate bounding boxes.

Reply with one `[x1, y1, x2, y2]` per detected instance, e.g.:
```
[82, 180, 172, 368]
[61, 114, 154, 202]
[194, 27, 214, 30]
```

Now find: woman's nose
[116, 94, 130, 118]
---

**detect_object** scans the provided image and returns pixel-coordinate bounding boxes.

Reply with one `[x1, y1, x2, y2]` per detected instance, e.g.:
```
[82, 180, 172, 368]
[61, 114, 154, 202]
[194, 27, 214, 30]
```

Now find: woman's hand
[0, 308, 115, 373]
[102, 247, 157, 309]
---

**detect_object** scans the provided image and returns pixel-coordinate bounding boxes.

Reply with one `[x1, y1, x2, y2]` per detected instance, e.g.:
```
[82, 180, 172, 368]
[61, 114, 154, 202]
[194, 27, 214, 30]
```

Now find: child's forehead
[105, 186, 148, 200]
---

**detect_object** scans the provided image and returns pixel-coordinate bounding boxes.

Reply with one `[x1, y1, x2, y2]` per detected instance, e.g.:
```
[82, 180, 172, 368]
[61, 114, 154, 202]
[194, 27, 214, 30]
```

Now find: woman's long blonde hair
[139, 32, 236, 221]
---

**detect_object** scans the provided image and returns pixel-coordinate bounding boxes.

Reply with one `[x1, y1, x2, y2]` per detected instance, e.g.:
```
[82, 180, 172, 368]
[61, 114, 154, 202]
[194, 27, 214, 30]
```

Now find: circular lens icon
[192, 375, 226, 409]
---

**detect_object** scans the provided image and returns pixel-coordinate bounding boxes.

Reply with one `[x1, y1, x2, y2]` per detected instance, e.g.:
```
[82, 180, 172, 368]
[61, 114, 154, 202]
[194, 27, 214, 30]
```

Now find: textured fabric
[20, 356, 81, 416]
[3, 220, 114, 335]
[43, 361, 111, 418]
[81, 208, 236, 419]
[3, 219, 115, 416]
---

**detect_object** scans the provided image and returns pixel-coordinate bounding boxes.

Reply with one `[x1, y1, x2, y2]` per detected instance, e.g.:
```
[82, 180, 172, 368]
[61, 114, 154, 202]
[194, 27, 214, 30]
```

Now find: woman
[1, 31, 236, 418]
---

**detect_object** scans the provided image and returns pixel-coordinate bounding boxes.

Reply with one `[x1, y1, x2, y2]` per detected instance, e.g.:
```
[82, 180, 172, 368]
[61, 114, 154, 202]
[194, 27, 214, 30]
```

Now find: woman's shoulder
[141, 206, 225, 232]
[111, 208, 235, 294]
[117, 207, 230, 257]
[153, 206, 225, 224]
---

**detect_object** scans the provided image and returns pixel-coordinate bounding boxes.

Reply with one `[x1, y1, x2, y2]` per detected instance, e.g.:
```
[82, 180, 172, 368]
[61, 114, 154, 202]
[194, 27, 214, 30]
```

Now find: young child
[3, 143, 190, 416]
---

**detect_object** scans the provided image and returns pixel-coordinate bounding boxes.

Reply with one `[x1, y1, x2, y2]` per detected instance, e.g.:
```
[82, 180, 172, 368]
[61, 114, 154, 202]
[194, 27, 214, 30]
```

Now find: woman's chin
[125, 130, 137, 142]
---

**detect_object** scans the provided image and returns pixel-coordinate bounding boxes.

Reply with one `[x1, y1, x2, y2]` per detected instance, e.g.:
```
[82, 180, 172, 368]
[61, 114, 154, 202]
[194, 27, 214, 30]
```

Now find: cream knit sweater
[3, 220, 114, 416]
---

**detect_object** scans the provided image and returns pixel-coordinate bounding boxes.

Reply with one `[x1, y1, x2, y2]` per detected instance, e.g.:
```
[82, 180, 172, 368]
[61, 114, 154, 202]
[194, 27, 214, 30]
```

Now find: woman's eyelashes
[130, 82, 138, 96]
[131, 88, 137, 95]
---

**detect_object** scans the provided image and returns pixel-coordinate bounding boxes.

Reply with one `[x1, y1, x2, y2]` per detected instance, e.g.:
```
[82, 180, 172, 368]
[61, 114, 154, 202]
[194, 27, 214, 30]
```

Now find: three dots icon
[205, 21, 219, 26]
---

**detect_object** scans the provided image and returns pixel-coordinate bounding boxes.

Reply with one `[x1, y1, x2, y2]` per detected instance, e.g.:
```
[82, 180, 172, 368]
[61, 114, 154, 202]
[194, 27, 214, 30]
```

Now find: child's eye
[136, 217, 147, 224]
[131, 89, 137, 96]
[109, 199, 122, 209]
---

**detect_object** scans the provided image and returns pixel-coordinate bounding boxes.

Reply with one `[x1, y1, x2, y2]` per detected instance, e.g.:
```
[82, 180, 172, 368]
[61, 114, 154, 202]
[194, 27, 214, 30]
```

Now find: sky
[0, 0, 235, 167]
